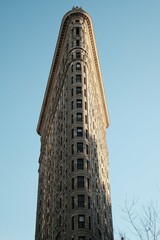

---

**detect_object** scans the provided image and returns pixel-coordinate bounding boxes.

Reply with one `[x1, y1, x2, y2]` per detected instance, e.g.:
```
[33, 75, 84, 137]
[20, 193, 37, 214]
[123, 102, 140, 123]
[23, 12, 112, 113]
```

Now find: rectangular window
[76, 52, 81, 59]
[85, 115, 88, 124]
[71, 101, 74, 109]
[89, 216, 91, 230]
[72, 160, 74, 171]
[88, 196, 91, 209]
[72, 196, 74, 209]
[87, 160, 89, 171]
[71, 65, 73, 72]
[72, 178, 74, 190]
[76, 40, 80, 46]
[71, 114, 74, 124]
[76, 74, 82, 82]
[84, 89, 87, 97]
[77, 176, 84, 188]
[77, 127, 83, 137]
[76, 27, 80, 35]
[72, 216, 74, 230]
[97, 195, 99, 206]
[78, 215, 85, 228]
[71, 144, 74, 154]
[60, 181, 62, 191]
[71, 76, 73, 84]
[72, 129, 74, 138]
[71, 88, 73, 96]
[76, 99, 82, 108]
[77, 142, 83, 152]
[86, 130, 88, 139]
[77, 158, 84, 170]
[76, 87, 82, 95]
[86, 144, 89, 155]
[76, 113, 82, 122]
[78, 195, 85, 207]
[87, 178, 90, 190]
[84, 77, 86, 85]
[85, 102, 87, 110]
[97, 213, 100, 224]
[76, 63, 81, 70]
[60, 198, 62, 208]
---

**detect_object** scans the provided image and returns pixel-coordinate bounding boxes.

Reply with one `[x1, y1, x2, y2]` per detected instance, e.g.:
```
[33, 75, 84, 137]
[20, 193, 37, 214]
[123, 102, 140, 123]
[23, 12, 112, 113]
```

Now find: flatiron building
[35, 7, 114, 240]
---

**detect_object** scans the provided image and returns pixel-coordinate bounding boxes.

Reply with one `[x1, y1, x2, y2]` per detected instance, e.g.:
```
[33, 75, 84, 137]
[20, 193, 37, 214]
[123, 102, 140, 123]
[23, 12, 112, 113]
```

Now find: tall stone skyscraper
[35, 7, 114, 240]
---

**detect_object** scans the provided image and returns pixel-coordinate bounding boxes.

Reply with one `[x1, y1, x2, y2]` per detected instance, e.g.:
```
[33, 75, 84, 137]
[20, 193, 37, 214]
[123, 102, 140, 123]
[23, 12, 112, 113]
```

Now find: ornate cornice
[37, 7, 110, 135]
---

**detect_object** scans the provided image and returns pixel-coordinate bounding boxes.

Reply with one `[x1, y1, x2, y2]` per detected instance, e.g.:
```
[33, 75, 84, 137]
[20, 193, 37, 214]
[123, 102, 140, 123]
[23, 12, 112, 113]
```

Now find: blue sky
[0, 0, 160, 239]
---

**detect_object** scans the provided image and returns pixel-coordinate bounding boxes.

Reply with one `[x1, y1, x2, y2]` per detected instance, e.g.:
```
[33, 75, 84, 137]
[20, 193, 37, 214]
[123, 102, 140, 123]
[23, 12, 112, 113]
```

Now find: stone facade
[35, 7, 114, 240]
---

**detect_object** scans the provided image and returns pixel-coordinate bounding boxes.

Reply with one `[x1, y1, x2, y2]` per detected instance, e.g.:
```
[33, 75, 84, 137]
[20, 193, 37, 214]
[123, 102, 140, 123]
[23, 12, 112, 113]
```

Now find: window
[86, 130, 88, 139]
[72, 196, 74, 209]
[60, 198, 62, 208]
[76, 74, 82, 82]
[87, 161, 89, 171]
[72, 216, 74, 230]
[97, 213, 100, 224]
[71, 76, 73, 84]
[71, 114, 74, 124]
[78, 215, 85, 228]
[60, 181, 62, 191]
[85, 115, 88, 124]
[71, 64, 73, 72]
[85, 102, 87, 110]
[72, 178, 74, 190]
[71, 88, 73, 96]
[76, 87, 82, 95]
[77, 158, 84, 170]
[71, 101, 74, 109]
[89, 216, 91, 230]
[87, 178, 90, 189]
[72, 160, 74, 171]
[78, 195, 85, 207]
[76, 99, 82, 108]
[84, 77, 86, 85]
[86, 144, 89, 155]
[77, 176, 84, 188]
[84, 65, 86, 73]
[84, 89, 87, 97]
[77, 142, 83, 152]
[76, 52, 81, 59]
[96, 195, 99, 206]
[95, 163, 97, 173]
[72, 129, 74, 138]
[76, 27, 80, 35]
[77, 127, 83, 137]
[59, 215, 61, 226]
[76, 63, 81, 70]
[79, 238, 85, 240]
[88, 196, 91, 209]
[76, 113, 82, 122]
[76, 40, 80, 46]
[76, 19, 79, 23]
[71, 144, 74, 154]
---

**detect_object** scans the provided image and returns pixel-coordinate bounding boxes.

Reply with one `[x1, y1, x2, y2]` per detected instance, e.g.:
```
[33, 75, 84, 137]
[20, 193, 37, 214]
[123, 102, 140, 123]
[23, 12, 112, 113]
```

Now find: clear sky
[0, 0, 160, 239]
